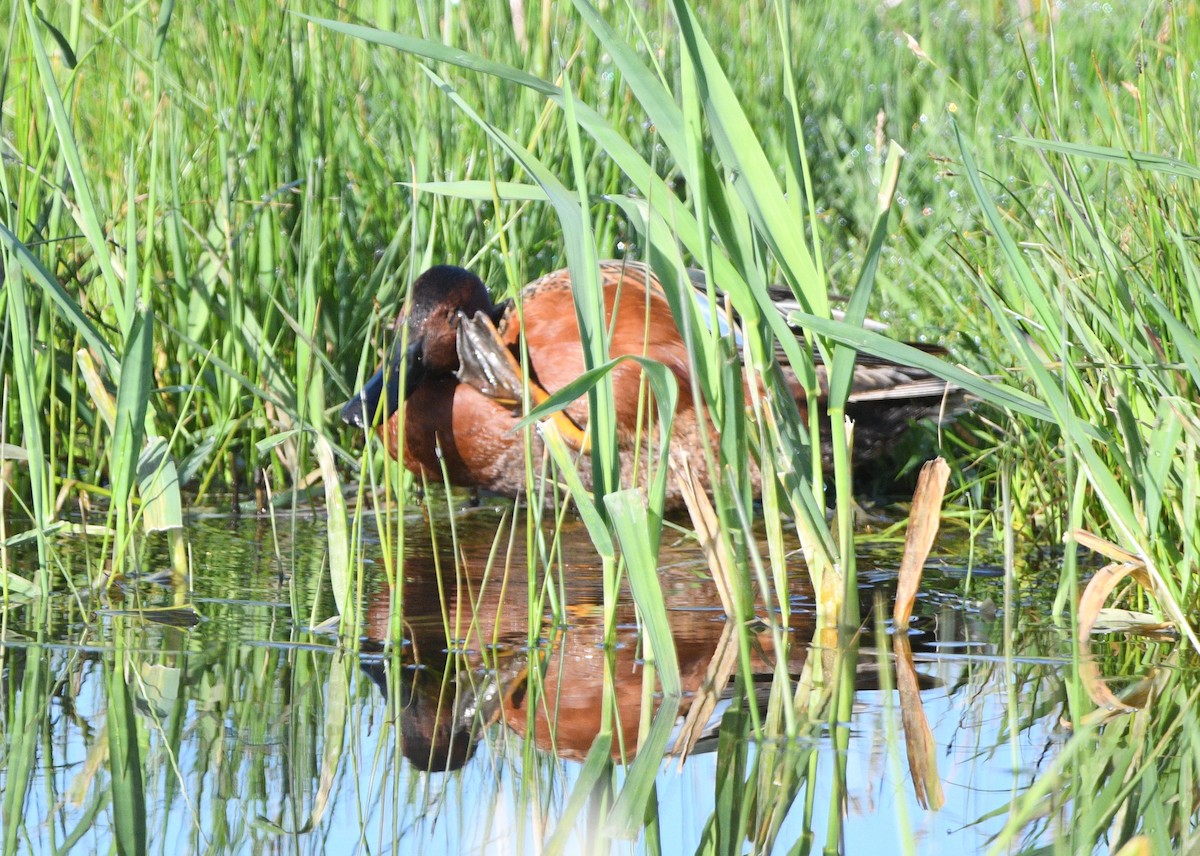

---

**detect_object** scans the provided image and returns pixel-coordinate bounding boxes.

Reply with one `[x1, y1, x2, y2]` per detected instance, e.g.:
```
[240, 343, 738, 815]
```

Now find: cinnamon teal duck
[341, 261, 960, 504]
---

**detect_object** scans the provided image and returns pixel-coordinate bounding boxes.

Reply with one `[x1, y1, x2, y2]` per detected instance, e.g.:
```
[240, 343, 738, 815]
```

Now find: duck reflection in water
[358, 519, 940, 773]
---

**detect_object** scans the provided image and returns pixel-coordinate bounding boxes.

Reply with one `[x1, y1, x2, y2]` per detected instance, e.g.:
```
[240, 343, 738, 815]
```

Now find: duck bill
[341, 339, 424, 429]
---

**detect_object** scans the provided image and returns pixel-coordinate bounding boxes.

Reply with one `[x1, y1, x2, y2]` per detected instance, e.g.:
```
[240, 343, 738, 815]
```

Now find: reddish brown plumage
[372, 263, 698, 498]
[343, 260, 961, 504]
[499, 264, 695, 438]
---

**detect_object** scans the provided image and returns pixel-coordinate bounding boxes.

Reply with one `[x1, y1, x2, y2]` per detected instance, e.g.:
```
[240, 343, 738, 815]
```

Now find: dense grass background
[0, 0, 1193, 620]
[3, 0, 1193, 576]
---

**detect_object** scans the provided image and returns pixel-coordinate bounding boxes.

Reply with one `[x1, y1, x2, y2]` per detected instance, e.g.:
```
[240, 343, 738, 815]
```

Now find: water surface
[0, 505, 1169, 854]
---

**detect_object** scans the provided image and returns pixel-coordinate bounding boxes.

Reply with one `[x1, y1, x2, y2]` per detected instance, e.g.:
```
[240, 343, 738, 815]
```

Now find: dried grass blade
[894, 458, 949, 629]
[894, 634, 944, 810]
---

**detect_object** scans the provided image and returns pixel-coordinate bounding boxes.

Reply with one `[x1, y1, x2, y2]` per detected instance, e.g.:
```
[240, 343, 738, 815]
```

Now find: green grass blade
[398, 180, 548, 202]
[154, 0, 176, 60]
[22, 0, 130, 335]
[1143, 398, 1185, 536]
[559, 70, 617, 500]
[827, 141, 904, 406]
[315, 433, 351, 620]
[136, 437, 184, 533]
[569, 0, 685, 145]
[602, 488, 681, 837]
[668, 0, 824, 314]
[539, 424, 614, 560]
[604, 703, 676, 839]
[0, 567, 39, 599]
[517, 353, 678, 514]
[604, 489, 679, 696]
[106, 632, 148, 856]
[789, 311, 1062, 426]
[2, 641, 49, 852]
[295, 15, 556, 96]
[110, 309, 154, 563]
[3, 255, 53, 565]
[0, 223, 118, 376]
[544, 733, 613, 856]
[1009, 136, 1200, 181]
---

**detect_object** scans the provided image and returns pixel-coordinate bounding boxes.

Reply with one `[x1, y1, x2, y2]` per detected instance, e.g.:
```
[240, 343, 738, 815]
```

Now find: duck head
[341, 265, 504, 429]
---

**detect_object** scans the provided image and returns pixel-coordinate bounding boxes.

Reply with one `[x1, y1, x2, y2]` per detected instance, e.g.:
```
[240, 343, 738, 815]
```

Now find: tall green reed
[2, 0, 1177, 592]
[940, 11, 1200, 635]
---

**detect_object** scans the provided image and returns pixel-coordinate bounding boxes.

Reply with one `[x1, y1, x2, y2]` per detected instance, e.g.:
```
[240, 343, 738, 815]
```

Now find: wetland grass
[2, 0, 1199, 853]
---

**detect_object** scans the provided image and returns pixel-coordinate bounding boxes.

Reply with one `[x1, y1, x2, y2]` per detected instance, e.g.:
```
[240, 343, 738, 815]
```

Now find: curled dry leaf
[1075, 543, 1171, 719]
[1077, 559, 1157, 641]
[1072, 528, 1139, 564]
[894, 634, 944, 810]
[893, 457, 949, 629]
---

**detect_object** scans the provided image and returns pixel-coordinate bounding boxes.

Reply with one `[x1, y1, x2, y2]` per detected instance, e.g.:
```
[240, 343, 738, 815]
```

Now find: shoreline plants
[1, 0, 1197, 852]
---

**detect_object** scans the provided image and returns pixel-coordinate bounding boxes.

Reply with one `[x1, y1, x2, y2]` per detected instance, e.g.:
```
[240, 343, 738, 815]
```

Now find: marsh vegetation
[1, 0, 1197, 853]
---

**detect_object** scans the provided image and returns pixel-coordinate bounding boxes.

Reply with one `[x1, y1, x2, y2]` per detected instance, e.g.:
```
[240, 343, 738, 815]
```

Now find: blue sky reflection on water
[1, 514, 1078, 854]
[21, 646, 1061, 853]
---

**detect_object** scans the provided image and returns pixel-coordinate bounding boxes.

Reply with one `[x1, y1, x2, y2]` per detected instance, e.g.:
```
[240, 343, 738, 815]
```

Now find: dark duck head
[341, 265, 506, 430]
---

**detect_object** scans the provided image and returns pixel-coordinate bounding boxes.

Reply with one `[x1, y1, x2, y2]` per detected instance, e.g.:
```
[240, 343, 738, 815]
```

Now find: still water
[0, 503, 1165, 854]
